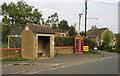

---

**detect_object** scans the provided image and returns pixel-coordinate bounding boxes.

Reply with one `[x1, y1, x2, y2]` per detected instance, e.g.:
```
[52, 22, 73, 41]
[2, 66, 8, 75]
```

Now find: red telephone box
[74, 36, 84, 54]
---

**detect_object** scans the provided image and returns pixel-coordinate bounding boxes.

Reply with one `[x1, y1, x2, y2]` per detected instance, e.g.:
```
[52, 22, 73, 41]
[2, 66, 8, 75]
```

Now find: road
[2, 51, 118, 74]
[36, 56, 118, 74]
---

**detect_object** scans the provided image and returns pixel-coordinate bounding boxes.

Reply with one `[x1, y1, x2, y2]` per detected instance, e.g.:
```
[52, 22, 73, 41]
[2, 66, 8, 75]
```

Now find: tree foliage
[69, 25, 77, 36]
[102, 31, 111, 49]
[1, 1, 43, 27]
[45, 12, 59, 29]
[80, 31, 84, 36]
[58, 20, 69, 30]
[115, 33, 120, 49]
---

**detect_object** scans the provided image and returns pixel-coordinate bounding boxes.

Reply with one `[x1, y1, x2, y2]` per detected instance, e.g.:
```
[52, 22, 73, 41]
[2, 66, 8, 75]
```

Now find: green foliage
[80, 31, 84, 36]
[0, 46, 8, 49]
[113, 49, 120, 53]
[102, 31, 111, 50]
[84, 37, 97, 49]
[101, 49, 120, 54]
[55, 37, 74, 46]
[0, 58, 28, 61]
[1, 1, 43, 27]
[100, 33, 120, 53]
[115, 33, 120, 49]
[84, 50, 101, 55]
[55, 37, 96, 49]
[45, 12, 59, 29]
[1, 1, 44, 40]
[69, 26, 77, 36]
[2, 25, 10, 39]
[52, 25, 58, 29]
[58, 20, 69, 30]
[0, 21, 3, 33]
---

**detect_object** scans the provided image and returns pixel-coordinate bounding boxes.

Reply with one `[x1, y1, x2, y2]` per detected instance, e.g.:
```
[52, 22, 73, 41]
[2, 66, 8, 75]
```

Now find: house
[54, 29, 69, 37]
[86, 25, 116, 47]
[21, 24, 55, 60]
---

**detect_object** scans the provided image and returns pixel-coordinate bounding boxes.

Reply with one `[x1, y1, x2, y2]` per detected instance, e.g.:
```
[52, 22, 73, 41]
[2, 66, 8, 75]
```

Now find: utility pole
[74, 23, 76, 30]
[78, 13, 83, 36]
[84, 0, 88, 37]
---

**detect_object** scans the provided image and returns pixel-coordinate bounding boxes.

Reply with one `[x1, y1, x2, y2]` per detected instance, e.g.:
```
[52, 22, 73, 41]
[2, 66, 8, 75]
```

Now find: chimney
[92, 25, 97, 30]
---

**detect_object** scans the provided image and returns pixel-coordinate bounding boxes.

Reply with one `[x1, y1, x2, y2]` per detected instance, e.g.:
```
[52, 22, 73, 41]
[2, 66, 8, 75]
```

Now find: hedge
[55, 37, 96, 49]
[55, 37, 74, 47]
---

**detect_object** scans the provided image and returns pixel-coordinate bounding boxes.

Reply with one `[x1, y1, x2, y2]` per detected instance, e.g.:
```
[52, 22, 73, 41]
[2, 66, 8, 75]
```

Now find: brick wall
[55, 32, 69, 37]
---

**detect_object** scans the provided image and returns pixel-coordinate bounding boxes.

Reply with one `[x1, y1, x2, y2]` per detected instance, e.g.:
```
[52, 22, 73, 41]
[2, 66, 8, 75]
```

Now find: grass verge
[0, 46, 8, 49]
[84, 50, 101, 55]
[100, 49, 120, 54]
[0, 58, 28, 61]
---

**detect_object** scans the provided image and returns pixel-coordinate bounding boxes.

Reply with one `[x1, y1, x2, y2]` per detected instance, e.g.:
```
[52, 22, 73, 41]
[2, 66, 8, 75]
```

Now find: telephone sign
[83, 46, 89, 51]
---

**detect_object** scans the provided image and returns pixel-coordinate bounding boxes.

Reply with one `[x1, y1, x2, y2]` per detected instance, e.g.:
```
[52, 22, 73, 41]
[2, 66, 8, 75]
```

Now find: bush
[55, 37, 74, 46]
[103, 46, 112, 50]
[84, 37, 97, 49]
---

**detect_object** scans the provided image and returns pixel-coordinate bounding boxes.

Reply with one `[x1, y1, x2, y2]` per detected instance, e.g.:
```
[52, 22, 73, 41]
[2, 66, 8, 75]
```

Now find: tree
[102, 31, 111, 49]
[80, 31, 84, 36]
[58, 20, 69, 30]
[69, 25, 77, 36]
[45, 12, 59, 29]
[2, 25, 10, 40]
[1, 1, 43, 27]
[115, 33, 120, 49]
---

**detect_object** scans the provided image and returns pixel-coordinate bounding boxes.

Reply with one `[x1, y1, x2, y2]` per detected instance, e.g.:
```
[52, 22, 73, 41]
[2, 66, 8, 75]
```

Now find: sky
[0, 0, 119, 33]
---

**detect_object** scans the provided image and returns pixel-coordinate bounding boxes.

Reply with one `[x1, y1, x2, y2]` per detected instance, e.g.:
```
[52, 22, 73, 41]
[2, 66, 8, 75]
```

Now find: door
[74, 36, 84, 54]
[75, 39, 79, 52]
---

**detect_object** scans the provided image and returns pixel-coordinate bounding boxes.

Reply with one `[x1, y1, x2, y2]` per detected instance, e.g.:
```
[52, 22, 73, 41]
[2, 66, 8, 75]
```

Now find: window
[98, 38, 99, 41]
[60, 33, 66, 37]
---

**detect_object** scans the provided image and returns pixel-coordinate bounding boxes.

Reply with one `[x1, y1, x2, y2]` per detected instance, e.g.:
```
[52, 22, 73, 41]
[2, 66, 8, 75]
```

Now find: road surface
[36, 56, 118, 74]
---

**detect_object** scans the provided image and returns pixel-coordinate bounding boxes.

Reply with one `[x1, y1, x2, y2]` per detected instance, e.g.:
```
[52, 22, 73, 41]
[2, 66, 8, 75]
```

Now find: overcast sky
[0, 0, 119, 33]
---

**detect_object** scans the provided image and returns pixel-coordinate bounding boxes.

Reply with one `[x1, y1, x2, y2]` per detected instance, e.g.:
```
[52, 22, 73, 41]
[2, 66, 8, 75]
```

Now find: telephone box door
[74, 36, 84, 54]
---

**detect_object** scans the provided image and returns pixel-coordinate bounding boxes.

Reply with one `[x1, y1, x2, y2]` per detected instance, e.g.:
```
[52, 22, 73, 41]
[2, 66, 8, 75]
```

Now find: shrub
[103, 45, 112, 50]
[55, 37, 74, 46]
[84, 37, 97, 49]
